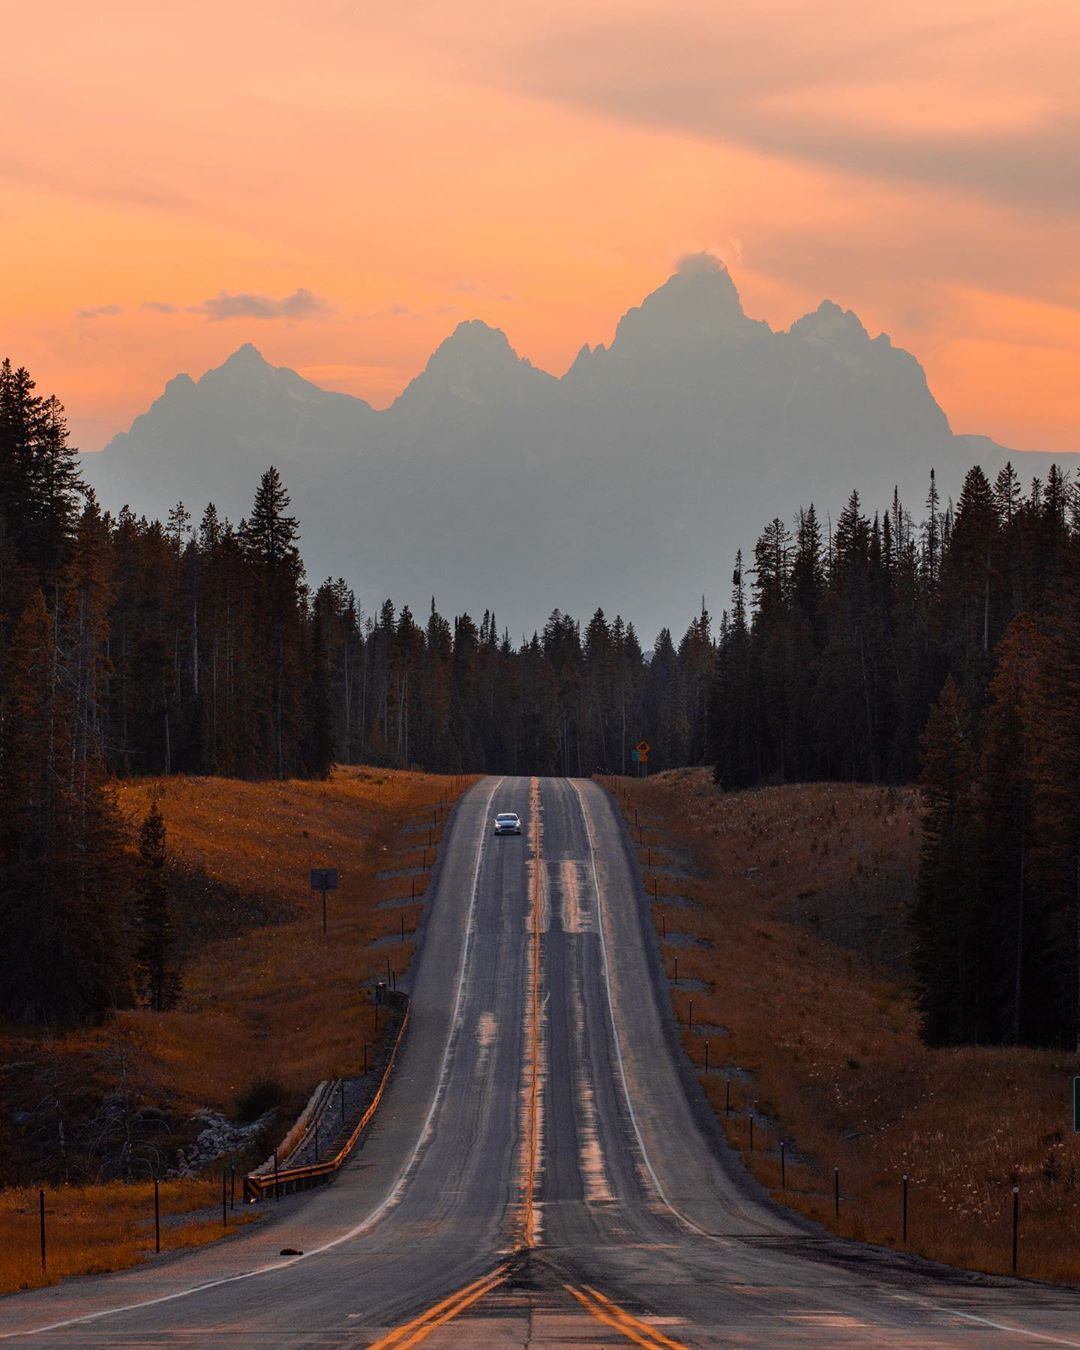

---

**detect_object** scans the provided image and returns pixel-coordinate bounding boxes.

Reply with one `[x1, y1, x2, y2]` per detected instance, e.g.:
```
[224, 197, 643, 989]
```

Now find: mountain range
[83, 257, 1044, 642]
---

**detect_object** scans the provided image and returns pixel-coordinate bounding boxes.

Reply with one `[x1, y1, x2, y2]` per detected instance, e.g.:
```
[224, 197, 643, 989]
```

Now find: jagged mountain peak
[218, 341, 270, 370]
[430, 319, 519, 366]
[596, 254, 768, 365]
[790, 299, 872, 349]
[393, 319, 552, 411]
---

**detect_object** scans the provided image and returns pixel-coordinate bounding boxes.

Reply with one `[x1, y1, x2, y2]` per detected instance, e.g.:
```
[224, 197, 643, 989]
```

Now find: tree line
[710, 460, 1080, 1050]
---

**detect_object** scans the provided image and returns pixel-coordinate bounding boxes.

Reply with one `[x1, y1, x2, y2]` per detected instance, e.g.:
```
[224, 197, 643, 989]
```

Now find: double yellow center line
[366, 1266, 509, 1350]
[520, 774, 544, 1248]
[567, 1283, 689, 1349]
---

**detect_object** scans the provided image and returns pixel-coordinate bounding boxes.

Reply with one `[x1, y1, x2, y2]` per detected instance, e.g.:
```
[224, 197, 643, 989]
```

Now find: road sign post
[635, 740, 651, 777]
[309, 868, 339, 935]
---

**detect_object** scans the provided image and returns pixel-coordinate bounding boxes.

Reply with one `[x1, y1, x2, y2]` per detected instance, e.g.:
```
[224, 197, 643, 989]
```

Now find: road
[4, 776, 1080, 1345]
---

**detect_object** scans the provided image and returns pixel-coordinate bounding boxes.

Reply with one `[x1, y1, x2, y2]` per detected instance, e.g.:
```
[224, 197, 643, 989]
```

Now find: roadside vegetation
[0, 767, 467, 1294]
[619, 769, 1080, 1284]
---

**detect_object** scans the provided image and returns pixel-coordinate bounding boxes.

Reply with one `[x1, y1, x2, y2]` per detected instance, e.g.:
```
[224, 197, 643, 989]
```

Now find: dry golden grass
[0, 1177, 257, 1293]
[0, 767, 473, 1294]
[613, 768, 1080, 1284]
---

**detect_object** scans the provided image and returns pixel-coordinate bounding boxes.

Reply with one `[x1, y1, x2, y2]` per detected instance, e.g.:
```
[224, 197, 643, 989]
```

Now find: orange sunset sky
[3, 0, 1077, 455]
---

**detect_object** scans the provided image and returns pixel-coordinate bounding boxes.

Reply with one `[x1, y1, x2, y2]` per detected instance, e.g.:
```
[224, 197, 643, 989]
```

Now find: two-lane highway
[5, 777, 1080, 1345]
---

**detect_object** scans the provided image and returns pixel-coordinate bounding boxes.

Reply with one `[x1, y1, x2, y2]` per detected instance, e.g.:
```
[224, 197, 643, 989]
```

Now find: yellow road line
[368, 1266, 508, 1350]
[566, 1283, 688, 1350]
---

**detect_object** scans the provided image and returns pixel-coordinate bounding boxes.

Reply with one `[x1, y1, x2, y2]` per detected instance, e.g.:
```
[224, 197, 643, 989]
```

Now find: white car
[493, 812, 522, 836]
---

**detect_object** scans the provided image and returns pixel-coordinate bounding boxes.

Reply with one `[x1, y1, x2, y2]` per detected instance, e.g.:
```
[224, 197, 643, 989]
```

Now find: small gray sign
[309, 867, 339, 891]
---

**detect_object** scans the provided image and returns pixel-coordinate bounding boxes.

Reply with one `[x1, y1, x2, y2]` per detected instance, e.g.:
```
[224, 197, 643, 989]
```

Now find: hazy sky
[3, 0, 1077, 454]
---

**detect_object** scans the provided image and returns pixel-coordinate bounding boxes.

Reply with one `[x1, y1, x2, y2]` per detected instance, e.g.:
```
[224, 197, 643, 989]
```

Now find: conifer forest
[3, 357, 1080, 1050]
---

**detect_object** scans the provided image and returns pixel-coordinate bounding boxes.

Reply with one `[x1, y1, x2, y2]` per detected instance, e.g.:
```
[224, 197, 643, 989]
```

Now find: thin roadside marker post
[222, 1169, 228, 1228]
[748, 1113, 754, 1152]
[274, 1151, 280, 1202]
[38, 1189, 46, 1272]
[154, 1177, 161, 1253]
[1012, 1185, 1019, 1273]
[309, 868, 338, 936]
[780, 1140, 786, 1190]
[902, 1173, 909, 1244]
[834, 1167, 840, 1220]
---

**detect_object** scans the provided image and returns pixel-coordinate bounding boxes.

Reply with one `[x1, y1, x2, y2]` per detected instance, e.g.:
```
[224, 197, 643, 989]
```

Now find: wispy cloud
[505, 9, 1080, 218]
[197, 288, 328, 321]
[142, 300, 179, 314]
[76, 303, 123, 319]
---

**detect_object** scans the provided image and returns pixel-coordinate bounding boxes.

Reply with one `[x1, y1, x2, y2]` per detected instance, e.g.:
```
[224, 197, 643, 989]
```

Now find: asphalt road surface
[5, 776, 1080, 1346]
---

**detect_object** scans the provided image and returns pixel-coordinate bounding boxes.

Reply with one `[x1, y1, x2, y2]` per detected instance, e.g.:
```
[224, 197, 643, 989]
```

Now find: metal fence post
[902, 1173, 909, 1244]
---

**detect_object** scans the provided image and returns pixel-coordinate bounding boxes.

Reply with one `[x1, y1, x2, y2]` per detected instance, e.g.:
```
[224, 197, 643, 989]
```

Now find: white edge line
[944, 1309, 1080, 1347]
[1, 777, 505, 1342]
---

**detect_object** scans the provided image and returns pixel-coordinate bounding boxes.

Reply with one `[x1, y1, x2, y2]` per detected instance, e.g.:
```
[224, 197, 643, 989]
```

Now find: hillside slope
[0, 774, 462, 1165]
[620, 769, 1080, 1284]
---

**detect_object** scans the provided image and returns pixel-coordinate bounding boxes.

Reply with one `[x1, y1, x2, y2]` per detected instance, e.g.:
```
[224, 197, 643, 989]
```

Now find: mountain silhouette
[84, 260, 1037, 640]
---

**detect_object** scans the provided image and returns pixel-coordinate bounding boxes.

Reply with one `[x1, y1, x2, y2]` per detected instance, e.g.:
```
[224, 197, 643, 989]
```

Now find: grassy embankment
[614, 768, 1080, 1284]
[0, 767, 470, 1294]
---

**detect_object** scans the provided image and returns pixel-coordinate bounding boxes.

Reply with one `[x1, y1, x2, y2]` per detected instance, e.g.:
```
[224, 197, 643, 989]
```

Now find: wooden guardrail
[243, 1007, 410, 1202]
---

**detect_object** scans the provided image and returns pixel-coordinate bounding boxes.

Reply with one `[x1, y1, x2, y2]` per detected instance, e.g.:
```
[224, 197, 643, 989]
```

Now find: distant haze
[83, 262, 1056, 642]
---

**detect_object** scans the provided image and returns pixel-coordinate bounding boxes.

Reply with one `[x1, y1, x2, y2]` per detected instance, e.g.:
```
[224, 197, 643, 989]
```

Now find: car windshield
[496, 814, 518, 821]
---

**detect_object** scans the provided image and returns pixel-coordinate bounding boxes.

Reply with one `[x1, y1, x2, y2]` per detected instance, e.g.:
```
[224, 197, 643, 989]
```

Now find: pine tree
[912, 677, 981, 1043]
[0, 590, 134, 1022]
[135, 800, 179, 1011]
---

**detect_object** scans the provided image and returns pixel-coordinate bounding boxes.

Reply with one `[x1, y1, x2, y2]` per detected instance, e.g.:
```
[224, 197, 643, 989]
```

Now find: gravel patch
[660, 932, 713, 949]
[367, 931, 417, 950]
[688, 1023, 729, 1038]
